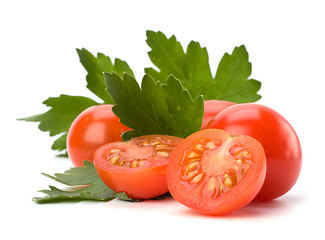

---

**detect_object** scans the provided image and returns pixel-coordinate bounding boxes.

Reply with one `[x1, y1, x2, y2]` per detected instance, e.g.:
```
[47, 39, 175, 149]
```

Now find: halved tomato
[93, 135, 183, 199]
[166, 129, 266, 215]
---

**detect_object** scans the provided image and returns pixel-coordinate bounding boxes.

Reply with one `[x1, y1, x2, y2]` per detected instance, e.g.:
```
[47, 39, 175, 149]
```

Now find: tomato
[166, 129, 266, 215]
[67, 104, 130, 167]
[93, 135, 183, 199]
[201, 100, 236, 129]
[205, 103, 302, 201]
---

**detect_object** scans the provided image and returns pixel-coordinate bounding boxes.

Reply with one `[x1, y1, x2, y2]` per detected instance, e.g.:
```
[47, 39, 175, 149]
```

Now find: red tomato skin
[67, 104, 130, 167]
[205, 103, 302, 201]
[202, 100, 236, 129]
[166, 129, 266, 215]
[95, 165, 168, 199]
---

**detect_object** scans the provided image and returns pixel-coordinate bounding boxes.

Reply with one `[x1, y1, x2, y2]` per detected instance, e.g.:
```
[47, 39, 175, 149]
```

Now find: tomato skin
[93, 135, 183, 199]
[202, 100, 236, 129]
[166, 129, 266, 215]
[67, 104, 130, 167]
[205, 103, 302, 201]
[95, 164, 167, 199]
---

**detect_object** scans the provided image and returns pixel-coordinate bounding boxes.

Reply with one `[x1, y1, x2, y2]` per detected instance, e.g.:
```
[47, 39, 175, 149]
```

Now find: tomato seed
[223, 176, 233, 188]
[151, 141, 162, 146]
[190, 173, 204, 184]
[187, 151, 199, 158]
[186, 161, 199, 171]
[131, 160, 138, 168]
[193, 144, 204, 151]
[206, 142, 216, 150]
[156, 144, 169, 149]
[156, 151, 169, 158]
[186, 169, 199, 179]
[110, 155, 120, 164]
[207, 178, 216, 191]
[118, 159, 125, 166]
[236, 149, 250, 158]
[110, 149, 121, 154]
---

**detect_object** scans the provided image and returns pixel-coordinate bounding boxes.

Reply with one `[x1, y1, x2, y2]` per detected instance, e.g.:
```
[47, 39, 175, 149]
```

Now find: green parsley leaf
[145, 30, 261, 103]
[18, 95, 99, 153]
[104, 72, 204, 140]
[77, 48, 135, 103]
[19, 48, 135, 154]
[210, 45, 261, 103]
[33, 161, 131, 203]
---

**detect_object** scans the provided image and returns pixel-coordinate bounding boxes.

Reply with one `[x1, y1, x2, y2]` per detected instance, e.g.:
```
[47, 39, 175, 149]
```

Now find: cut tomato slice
[166, 129, 266, 215]
[93, 135, 182, 199]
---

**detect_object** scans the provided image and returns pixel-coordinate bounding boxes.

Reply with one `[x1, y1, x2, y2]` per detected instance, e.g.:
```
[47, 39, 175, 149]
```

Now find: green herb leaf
[19, 49, 135, 154]
[33, 161, 132, 203]
[77, 48, 135, 103]
[104, 72, 204, 140]
[210, 45, 262, 103]
[18, 95, 99, 153]
[145, 30, 261, 103]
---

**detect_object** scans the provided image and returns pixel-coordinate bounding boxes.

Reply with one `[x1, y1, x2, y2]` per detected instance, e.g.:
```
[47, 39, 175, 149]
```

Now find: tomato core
[181, 138, 253, 198]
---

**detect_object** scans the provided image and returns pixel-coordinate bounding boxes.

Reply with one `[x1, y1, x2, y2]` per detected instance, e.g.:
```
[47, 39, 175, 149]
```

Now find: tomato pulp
[201, 100, 236, 129]
[205, 103, 302, 201]
[94, 135, 183, 199]
[67, 104, 130, 167]
[166, 129, 266, 215]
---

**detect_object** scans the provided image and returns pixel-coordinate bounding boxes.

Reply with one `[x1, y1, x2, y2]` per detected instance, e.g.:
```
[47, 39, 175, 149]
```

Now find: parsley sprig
[19, 30, 261, 155]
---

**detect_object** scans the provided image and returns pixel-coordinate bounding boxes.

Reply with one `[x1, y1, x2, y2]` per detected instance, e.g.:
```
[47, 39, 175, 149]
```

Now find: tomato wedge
[93, 135, 183, 199]
[166, 129, 266, 215]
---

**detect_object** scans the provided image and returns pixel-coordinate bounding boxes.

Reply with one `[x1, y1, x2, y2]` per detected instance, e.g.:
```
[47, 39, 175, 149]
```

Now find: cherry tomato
[93, 135, 183, 199]
[202, 100, 236, 129]
[205, 103, 302, 201]
[166, 129, 266, 215]
[67, 104, 131, 167]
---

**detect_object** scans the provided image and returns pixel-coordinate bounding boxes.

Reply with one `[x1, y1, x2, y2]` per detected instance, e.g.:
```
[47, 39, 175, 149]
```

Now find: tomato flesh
[205, 103, 302, 201]
[94, 135, 183, 199]
[67, 104, 130, 167]
[167, 129, 266, 215]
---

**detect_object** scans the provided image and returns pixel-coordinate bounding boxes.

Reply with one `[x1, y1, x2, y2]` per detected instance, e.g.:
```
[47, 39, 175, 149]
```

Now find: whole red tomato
[202, 100, 236, 129]
[67, 104, 130, 167]
[205, 103, 302, 201]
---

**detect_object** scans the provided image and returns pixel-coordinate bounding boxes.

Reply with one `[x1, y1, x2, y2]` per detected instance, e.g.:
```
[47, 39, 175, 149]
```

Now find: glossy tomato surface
[201, 100, 236, 129]
[67, 104, 130, 167]
[93, 135, 183, 199]
[167, 129, 266, 215]
[205, 103, 302, 201]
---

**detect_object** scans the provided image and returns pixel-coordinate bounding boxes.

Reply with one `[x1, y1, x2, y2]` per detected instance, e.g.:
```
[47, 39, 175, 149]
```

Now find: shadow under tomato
[175, 194, 305, 219]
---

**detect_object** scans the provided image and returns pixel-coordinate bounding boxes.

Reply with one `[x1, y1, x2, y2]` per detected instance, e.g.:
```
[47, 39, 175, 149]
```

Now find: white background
[1, 0, 324, 239]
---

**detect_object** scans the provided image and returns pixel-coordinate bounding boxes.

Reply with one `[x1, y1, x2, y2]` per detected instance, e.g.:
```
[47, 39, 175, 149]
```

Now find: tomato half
[93, 135, 183, 199]
[201, 100, 236, 129]
[67, 104, 131, 167]
[166, 129, 266, 215]
[205, 103, 302, 201]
